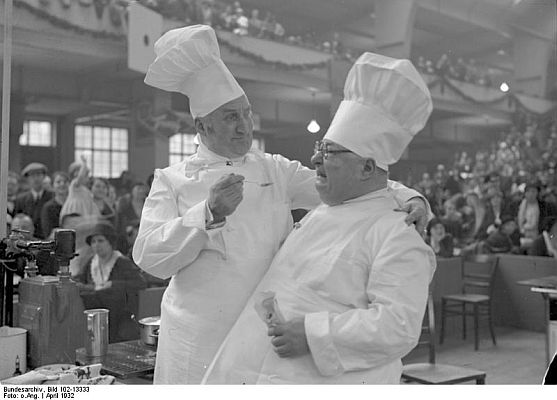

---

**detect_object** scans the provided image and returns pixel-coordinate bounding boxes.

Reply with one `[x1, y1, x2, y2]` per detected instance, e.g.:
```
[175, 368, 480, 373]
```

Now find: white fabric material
[144, 24, 245, 118]
[202, 189, 436, 384]
[132, 142, 426, 384]
[90, 250, 123, 290]
[324, 52, 432, 170]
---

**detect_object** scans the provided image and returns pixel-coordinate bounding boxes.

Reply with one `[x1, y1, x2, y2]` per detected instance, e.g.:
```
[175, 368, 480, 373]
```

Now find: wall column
[512, 29, 553, 97]
[374, 0, 417, 59]
[129, 81, 172, 182]
[7, 94, 25, 173]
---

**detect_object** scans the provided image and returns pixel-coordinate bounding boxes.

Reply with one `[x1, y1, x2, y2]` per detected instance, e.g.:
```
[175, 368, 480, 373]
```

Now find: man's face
[7, 177, 18, 197]
[525, 187, 538, 203]
[311, 140, 363, 206]
[501, 220, 517, 235]
[26, 171, 45, 191]
[53, 174, 69, 197]
[199, 95, 253, 159]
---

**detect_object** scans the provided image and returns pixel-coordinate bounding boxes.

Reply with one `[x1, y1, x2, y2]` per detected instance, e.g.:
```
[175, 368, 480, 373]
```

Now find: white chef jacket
[202, 188, 436, 384]
[133, 143, 426, 384]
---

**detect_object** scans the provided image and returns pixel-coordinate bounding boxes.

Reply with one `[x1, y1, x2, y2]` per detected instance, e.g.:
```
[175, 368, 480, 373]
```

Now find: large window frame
[19, 119, 56, 147]
[74, 124, 129, 178]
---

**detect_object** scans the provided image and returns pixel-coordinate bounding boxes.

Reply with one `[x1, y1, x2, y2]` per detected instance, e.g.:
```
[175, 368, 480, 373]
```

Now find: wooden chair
[402, 294, 487, 384]
[439, 254, 498, 351]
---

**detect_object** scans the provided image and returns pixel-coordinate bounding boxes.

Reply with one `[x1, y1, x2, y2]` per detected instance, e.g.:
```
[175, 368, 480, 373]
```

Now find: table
[76, 340, 156, 382]
[517, 275, 557, 366]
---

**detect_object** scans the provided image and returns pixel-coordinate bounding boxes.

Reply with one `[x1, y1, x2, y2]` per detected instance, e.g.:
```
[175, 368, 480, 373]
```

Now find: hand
[80, 154, 88, 165]
[208, 174, 245, 221]
[394, 197, 428, 234]
[268, 317, 309, 358]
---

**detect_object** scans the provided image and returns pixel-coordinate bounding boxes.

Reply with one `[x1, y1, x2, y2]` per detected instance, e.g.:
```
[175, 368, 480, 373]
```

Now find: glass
[314, 140, 353, 160]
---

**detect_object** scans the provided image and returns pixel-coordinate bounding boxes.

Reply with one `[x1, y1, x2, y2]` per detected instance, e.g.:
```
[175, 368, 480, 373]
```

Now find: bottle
[13, 356, 22, 376]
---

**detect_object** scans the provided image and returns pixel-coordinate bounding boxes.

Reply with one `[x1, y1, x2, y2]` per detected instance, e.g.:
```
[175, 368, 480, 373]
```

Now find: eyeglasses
[314, 141, 353, 160]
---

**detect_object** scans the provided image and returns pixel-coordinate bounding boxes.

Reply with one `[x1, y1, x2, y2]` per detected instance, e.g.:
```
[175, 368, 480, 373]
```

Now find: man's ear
[361, 159, 376, 179]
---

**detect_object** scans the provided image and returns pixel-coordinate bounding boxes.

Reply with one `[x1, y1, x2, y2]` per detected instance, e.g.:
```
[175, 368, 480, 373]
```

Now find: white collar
[31, 189, 44, 200]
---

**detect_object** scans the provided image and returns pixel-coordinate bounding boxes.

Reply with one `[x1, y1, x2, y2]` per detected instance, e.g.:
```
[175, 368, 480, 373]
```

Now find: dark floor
[402, 325, 548, 384]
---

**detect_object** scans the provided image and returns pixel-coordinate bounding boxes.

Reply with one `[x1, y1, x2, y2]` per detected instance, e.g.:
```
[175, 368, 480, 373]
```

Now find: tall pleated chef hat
[324, 52, 433, 170]
[144, 24, 245, 118]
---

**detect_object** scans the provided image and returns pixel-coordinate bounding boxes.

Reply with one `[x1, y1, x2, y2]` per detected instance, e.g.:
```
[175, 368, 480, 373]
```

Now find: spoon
[244, 180, 274, 187]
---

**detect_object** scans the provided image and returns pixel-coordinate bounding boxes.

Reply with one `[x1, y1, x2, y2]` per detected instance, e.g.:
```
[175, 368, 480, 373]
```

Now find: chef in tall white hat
[202, 52, 436, 384]
[133, 25, 430, 384]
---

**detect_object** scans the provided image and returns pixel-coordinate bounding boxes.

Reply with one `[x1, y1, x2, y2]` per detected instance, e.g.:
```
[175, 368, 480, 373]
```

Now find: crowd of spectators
[416, 53, 497, 88]
[411, 117, 557, 259]
[5, 159, 166, 287]
[136, 0, 358, 62]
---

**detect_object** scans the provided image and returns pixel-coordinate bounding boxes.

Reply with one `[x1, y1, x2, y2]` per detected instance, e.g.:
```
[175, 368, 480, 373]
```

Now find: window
[19, 120, 55, 147]
[74, 125, 128, 178]
[169, 133, 198, 165]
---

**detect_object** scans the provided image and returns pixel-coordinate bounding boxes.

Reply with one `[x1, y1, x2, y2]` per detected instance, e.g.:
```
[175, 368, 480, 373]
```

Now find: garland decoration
[13, 0, 126, 40]
[217, 32, 330, 71]
[424, 72, 556, 118]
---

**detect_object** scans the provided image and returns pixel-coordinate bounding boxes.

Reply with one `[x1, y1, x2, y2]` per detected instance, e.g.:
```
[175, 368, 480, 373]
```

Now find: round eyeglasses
[314, 141, 353, 160]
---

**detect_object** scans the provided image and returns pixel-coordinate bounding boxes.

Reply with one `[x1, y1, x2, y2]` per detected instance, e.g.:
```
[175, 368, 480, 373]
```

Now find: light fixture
[500, 82, 510, 93]
[306, 91, 320, 134]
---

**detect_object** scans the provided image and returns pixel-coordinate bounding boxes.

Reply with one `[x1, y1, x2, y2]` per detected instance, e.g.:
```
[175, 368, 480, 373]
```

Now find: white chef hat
[324, 52, 432, 170]
[144, 24, 245, 118]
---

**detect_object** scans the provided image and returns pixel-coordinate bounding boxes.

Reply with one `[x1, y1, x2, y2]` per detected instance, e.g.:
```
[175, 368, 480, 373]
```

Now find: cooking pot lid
[138, 316, 160, 325]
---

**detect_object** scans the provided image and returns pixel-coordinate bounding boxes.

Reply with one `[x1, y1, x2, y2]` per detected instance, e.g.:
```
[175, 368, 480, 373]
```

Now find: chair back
[415, 293, 437, 364]
[461, 254, 498, 298]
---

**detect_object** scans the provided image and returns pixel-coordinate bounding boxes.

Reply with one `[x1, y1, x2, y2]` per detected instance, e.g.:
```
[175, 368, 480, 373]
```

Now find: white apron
[133, 145, 318, 384]
[203, 190, 436, 384]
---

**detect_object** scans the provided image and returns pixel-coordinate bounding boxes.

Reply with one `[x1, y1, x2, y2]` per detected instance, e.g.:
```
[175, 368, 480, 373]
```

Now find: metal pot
[136, 316, 160, 347]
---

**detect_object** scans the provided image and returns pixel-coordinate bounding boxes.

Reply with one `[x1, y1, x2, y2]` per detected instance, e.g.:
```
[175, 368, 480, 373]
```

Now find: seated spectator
[233, 8, 248, 35]
[116, 181, 149, 236]
[483, 216, 520, 254]
[74, 222, 147, 343]
[6, 171, 20, 219]
[247, 8, 262, 36]
[462, 192, 488, 241]
[528, 216, 557, 258]
[14, 163, 54, 239]
[60, 155, 101, 223]
[518, 183, 557, 239]
[425, 218, 454, 258]
[482, 191, 511, 236]
[41, 171, 70, 239]
[440, 199, 464, 243]
[91, 178, 116, 227]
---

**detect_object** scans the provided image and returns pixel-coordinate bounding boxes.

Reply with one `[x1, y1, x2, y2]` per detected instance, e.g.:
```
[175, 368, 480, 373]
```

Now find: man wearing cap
[14, 163, 54, 239]
[202, 53, 436, 384]
[133, 25, 430, 384]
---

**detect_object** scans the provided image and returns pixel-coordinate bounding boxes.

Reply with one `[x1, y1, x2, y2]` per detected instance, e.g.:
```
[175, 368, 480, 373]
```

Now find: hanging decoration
[93, 0, 110, 19]
[424, 73, 556, 118]
[216, 32, 329, 71]
[13, 0, 126, 40]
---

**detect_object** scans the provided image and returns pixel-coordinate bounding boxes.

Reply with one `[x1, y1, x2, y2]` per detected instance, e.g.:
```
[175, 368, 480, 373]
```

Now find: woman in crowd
[41, 171, 70, 239]
[74, 221, 146, 343]
[60, 155, 100, 222]
[518, 184, 556, 240]
[528, 216, 557, 258]
[462, 191, 488, 241]
[91, 177, 116, 226]
[425, 218, 454, 258]
[116, 181, 149, 236]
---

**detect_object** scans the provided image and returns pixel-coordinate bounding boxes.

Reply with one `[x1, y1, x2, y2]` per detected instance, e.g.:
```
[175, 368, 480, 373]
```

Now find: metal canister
[84, 309, 109, 362]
